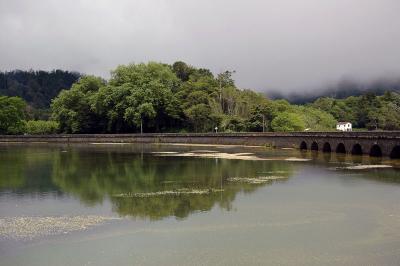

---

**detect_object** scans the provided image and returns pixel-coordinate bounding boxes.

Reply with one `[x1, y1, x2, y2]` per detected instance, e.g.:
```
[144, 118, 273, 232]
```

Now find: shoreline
[0, 132, 399, 158]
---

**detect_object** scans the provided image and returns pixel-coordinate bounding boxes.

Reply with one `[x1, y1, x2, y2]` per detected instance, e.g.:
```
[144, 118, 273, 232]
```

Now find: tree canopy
[0, 96, 26, 134]
[311, 91, 400, 130]
[51, 62, 295, 133]
[3, 61, 400, 134]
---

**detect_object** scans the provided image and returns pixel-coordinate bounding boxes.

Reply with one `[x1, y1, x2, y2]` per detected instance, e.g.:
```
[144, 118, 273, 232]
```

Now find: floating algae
[154, 151, 315, 162]
[332, 164, 393, 170]
[189, 150, 219, 153]
[257, 171, 289, 174]
[227, 176, 288, 184]
[150, 151, 179, 154]
[154, 152, 266, 161]
[285, 157, 311, 162]
[113, 188, 224, 198]
[0, 215, 116, 241]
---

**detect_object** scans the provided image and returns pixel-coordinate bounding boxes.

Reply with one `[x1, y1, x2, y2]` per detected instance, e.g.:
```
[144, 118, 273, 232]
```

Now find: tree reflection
[3, 145, 400, 220]
[0, 145, 59, 193]
[51, 150, 293, 220]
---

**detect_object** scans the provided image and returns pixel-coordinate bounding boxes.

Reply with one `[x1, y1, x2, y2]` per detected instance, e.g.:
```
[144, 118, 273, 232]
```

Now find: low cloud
[1, 0, 400, 93]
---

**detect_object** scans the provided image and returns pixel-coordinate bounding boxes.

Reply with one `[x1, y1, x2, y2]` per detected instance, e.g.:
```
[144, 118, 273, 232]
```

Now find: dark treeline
[269, 78, 400, 104]
[0, 70, 80, 109]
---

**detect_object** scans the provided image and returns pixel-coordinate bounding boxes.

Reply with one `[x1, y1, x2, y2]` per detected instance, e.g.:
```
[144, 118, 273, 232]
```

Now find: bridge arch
[336, 143, 346, 154]
[322, 142, 331, 152]
[311, 142, 318, 151]
[351, 144, 363, 155]
[390, 145, 400, 159]
[369, 144, 382, 157]
[300, 141, 307, 150]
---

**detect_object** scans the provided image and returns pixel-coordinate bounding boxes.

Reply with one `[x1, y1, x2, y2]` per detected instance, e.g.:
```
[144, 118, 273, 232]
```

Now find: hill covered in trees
[268, 78, 400, 104]
[311, 92, 400, 130]
[1, 61, 400, 134]
[0, 70, 80, 109]
[50, 62, 337, 133]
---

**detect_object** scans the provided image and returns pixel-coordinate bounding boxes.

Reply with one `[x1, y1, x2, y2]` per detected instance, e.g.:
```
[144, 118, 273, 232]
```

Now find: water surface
[0, 143, 400, 265]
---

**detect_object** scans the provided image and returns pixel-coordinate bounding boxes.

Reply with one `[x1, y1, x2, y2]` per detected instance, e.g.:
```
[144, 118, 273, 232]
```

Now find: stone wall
[0, 132, 399, 157]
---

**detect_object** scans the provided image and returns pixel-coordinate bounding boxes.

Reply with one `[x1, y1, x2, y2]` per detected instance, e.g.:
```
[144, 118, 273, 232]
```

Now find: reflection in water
[351, 154, 363, 164]
[336, 153, 346, 163]
[1, 144, 399, 221]
[323, 152, 332, 162]
[0, 146, 60, 193]
[1, 144, 400, 266]
[51, 150, 293, 220]
[0, 145, 294, 220]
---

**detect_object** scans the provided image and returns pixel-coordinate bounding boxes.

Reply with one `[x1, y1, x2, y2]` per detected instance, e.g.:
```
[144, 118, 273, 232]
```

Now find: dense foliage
[0, 70, 80, 109]
[2, 62, 400, 134]
[0, 96, 26, 134]
[0, 96, 60, 134]
[51, 62, 337, 133]
[25, 120, 59, 134]
[311, 91, 400, 130]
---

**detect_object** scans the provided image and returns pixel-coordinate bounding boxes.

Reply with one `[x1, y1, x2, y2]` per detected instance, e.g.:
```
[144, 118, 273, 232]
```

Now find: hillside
[0, 70, 80, 108]
[268, 78, 400, 104]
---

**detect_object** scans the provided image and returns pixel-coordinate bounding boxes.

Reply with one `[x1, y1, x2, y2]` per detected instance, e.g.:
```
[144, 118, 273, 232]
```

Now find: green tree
[271, 112, 305, 132]
[0, 96, 26, 134]
[184, 104, 213, 132]
[172, 61, 194, 82]
[51, 76, 105, 133]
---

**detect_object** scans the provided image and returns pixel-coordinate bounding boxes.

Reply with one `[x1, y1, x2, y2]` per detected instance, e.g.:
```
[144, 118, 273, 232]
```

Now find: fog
[1, 0, 400, 93]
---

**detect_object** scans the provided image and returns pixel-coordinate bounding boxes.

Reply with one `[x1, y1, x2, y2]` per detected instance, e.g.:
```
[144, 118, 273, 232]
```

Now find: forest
[0, 62, 400, 134]
[0, 70, 80, 119]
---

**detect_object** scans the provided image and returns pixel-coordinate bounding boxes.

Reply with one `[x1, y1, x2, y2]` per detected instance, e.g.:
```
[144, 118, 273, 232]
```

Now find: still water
[0, 143, 400, 265]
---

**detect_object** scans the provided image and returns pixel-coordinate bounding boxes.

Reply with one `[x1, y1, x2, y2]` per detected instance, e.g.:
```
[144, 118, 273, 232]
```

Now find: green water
[0, 143, 400, 265]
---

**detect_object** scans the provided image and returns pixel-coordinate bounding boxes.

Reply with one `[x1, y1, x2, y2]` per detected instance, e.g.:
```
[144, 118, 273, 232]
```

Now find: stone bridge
[0, 132, 399, 158]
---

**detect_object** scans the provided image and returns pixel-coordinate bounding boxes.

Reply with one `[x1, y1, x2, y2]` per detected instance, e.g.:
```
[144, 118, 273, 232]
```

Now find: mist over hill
[267, 78, 400, 104]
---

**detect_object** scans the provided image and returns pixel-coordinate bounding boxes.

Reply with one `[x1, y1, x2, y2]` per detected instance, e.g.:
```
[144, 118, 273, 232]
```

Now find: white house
[336, 122, 352, 132]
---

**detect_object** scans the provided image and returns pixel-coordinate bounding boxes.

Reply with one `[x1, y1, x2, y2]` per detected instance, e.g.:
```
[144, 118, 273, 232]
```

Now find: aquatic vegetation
[285, 157, 311, 162]
[154, 151, 269, 161]
[331, 164, 393, 170]
[150, 151, 179, 154]
[189, 150, 219, 153]
[113, 188, 224, 198]
[257, 171, 289, 174]
[0, 216, 115, 241]
[227, 176, 288, 184]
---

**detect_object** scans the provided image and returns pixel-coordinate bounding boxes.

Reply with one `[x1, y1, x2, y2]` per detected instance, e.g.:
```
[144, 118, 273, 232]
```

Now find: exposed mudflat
[152, 150, 309, 162]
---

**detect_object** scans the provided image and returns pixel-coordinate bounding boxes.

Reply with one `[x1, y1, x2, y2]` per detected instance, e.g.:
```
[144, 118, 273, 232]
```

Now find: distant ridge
[267, 78, 400, 104]
[0, 70, 80, 108]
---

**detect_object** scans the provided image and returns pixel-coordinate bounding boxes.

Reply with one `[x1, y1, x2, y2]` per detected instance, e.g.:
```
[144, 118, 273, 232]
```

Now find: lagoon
[0, 143, 400, 265]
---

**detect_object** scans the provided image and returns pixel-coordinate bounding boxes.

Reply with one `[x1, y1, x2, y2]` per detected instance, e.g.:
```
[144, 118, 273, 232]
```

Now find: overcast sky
[1, 0, 400, 93]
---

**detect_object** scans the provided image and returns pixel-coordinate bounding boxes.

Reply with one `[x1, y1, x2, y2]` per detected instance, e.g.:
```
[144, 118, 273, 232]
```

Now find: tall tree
[0, 96, 26, 134]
